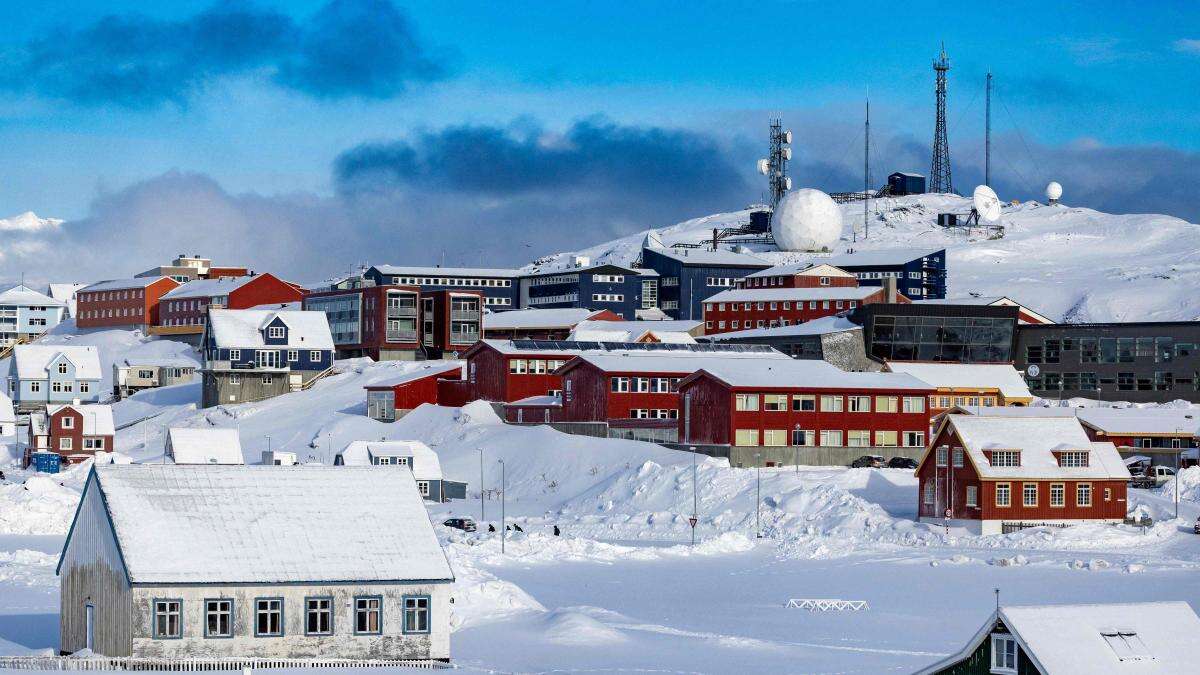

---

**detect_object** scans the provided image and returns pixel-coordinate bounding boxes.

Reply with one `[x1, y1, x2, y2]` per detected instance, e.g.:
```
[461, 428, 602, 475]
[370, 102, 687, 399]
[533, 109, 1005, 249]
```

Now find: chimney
[883, 277, 898, 303]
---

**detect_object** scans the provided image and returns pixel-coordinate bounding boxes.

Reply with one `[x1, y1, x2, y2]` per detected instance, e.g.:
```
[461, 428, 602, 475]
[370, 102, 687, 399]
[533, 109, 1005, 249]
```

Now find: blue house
[0, 285, 67, 347]
[201, 309, 335, 408]
[7, 345, 103, 412]
[640, 246, 771, 320]
[364, 265, 522, 312]
[824, 248, 947, 300]
[519, 261, 652, 320]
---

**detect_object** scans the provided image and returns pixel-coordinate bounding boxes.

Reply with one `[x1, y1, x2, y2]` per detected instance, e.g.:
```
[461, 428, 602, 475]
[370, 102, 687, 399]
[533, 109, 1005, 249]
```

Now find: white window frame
[990, 633, 1018, 674]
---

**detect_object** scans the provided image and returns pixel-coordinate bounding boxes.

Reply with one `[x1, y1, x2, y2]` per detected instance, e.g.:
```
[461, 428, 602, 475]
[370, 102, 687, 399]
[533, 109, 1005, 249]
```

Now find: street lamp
[690, 447, 698, 547]
[497, 458, 506, 554]
[478, 447, 486, 526]
[755, 452, 762, 539]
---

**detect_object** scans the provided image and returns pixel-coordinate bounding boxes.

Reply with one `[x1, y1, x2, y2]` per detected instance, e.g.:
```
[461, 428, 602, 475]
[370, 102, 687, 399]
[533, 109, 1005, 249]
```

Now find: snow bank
[1158, 466, 1200, 503]
[540, 610, 627, 645]
[0, 463, 88, 535]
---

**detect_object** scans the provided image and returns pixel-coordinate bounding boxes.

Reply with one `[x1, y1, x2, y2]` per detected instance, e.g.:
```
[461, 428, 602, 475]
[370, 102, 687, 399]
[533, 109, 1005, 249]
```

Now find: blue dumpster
[32, 452, 61, 474]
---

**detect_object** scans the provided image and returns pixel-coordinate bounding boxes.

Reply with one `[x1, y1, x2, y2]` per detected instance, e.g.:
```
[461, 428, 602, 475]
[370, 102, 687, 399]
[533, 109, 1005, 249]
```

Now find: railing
[449, 331, 479, 344]
[386, 306, 418, 318]
[1000, 521, 1071, 534]
[298, 365, 340, 391]
[785, 599, 869, 612]
[449, 310, 479, 321]
[0, 655, 452, 671]
[386, 330, 418, 342]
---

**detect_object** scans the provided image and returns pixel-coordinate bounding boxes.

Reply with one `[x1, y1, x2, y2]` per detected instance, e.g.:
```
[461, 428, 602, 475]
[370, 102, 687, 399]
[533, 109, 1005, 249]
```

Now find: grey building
[57, 464, 453, 661]
[113, 359, 198, 400]
[1015, 321, 1200, 403]
[699, 315, 880, 372]
[334, 440, 467, 502]
[850, 302, 1018, 364]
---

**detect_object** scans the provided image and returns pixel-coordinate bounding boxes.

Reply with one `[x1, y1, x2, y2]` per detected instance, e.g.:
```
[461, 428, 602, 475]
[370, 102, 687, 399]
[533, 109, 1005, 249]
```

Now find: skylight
[1101, 630, 1153, 661]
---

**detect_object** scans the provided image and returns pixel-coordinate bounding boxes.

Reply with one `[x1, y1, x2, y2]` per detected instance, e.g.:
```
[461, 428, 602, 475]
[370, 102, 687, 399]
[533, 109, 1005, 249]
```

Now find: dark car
[442, 517, 477, 532]
[1194, 517, 1200, 535]
[887, 457, 919, 469]
[850, 455, 885, 468]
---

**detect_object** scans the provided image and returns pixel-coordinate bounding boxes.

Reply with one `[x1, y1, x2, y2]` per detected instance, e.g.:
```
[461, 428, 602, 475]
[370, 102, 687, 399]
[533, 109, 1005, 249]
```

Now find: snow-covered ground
[530, 193, 1200, 323]
[3, 332, 1200, 671]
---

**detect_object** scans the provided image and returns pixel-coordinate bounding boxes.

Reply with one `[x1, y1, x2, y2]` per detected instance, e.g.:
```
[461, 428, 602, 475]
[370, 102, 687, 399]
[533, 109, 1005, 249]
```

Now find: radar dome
[1045, 181, 1063, 202]
[771, 189, 843, 252]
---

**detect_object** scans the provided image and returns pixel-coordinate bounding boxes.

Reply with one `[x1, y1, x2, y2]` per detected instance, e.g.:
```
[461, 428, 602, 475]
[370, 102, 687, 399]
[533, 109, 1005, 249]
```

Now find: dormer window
[819, 276, 830, 286]
[268, 326, 285, 339]
[57, 362, 68, 374]
[1058, 451, 1089, 468]
[989, 450, 1021, 467]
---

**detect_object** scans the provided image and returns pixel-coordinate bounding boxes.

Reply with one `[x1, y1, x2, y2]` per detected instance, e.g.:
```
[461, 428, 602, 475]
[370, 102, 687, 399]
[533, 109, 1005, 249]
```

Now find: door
[85, 604, 94, 652]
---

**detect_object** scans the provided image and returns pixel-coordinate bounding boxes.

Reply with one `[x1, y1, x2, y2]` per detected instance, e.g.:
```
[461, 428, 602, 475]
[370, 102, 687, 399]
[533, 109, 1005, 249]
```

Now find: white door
[85, 604, 94, 651]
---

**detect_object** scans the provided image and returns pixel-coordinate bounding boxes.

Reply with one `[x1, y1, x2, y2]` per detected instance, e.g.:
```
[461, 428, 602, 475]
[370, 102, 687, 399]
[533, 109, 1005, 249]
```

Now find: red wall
[454, 344, 565, 403]
[367, 369, 453, 411]
[559, 361, 684, 422]
[743, 274, 858, 289]
[228, 273, 305, 309]
[44, 407, 113, 462]
[76, 277, 178, 329]
[703, 289, 894, 335]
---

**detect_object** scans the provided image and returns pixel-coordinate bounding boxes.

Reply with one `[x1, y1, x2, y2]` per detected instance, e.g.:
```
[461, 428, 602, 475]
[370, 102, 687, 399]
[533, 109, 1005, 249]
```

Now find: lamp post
[690, 447, 698, 547]
[498, 458, 506, 554]
[478, 447, 485, 526]
[755, 452, 762, 539]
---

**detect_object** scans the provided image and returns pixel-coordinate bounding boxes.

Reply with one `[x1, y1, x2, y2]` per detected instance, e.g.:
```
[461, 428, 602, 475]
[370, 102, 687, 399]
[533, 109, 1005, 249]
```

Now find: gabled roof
[80, 277, 176, 293]
[702, 314, 861, 340]
[167, 428, 244, 465]
[47, 404, 115, 436]
[885, 362, 1033, 399]
[207, 309, 334, 350]
[645, 247, 772, 268]
[12, 345, 102, 380]
[0, 391, 15, 425]
[567, 319, 700, 344]
[562, 350, 792, 376]
[74, 464, 453, 584]
[0, 284, 65, 307]
[483, 308, 612, 331]
[931, 415, 1130, 480]
[705, 287, 881, 303]
[336, 440, 443, 480]
[370, 264, 522, 278]
[824, 247, 943, 267]
[682, 359, 932, 390]
[161, 275, 265, 299]
[364, 362, 464, 390]
[745, 262, 855, 279]
[1075, 407, 1200, 437]
[917, 602, 1200, 675]
[47, 283, 88, 302]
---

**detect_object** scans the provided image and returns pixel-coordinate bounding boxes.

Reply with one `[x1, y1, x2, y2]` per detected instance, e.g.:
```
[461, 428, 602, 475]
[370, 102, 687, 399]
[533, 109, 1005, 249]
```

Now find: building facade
[0, 285, 67, 346]
[334, 440, 466, 502]
[365, 265, 521, 311]
[850, 302, 1019, 364]
[640, 247, 771, 320]
[702, 286, 896, 335]
[7, 345, 103, 411]
[519, 263, 649, 319]
[201, 309, 335, 408]
[483, 308, 621, 340]
[76, 277, 180, 330]
[136, 255, 249, 283]
[884, 362, 1034, 415]
[304, 285, 421, 361]
[364, 363, 463, 422]
[29, 403, 114, 465]
[420, 290, 483, 358]
[157, 273, 305, 338]
[113, 359, 198, 399]
[824, 248, 946, 299]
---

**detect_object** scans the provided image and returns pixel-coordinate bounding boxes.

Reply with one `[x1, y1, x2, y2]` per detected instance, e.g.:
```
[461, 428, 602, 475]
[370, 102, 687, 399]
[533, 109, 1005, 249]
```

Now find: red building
[364, 362, 464, 422]
[437, 339, 581, 406]
[156, 273, 305, 336]
[483, 308, 621, 340]
[739, 262, 861, 289]
[916, 414, 1130, 535]
[678, 359, 934, 467]
[75, 277, 180, 330]
[421, 290, 483, 358]
[27, 403, 115, 466]
[304, 284, 422, 360]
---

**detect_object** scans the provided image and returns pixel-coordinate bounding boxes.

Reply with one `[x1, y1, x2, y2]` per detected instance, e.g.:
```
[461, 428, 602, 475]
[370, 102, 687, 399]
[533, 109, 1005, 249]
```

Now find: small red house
[916, 414, 1131, 535]
[27, 403, 115, 466]
[364, 362, 464, 422]
[437, 339, 581, 406]
[678, 359, 934, 466]
[76, 277, 180, 330]
[156, 273, 305, 335]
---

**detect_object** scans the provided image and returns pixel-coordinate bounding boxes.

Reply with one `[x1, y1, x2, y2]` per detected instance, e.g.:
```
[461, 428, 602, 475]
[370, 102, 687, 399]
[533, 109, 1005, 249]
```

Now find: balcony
[386, 306, 418, 318]
[450, 310, 480, 321]
[450, 331, 480, 344]
[204, 360, 288, 372]
[385, 330, 418, 342]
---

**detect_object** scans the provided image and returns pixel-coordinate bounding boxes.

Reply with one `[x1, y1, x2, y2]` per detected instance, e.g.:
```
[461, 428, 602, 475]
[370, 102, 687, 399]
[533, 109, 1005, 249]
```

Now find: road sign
[1027, 364, 1040, 377]
[688, 517, 698, 528]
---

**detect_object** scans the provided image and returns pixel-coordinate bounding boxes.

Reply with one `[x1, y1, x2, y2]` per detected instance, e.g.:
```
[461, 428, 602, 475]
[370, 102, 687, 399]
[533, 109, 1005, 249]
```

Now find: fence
[0, 656, 452, 672]
[1000, 521, 1071, 534]
[785, 599, 869, 611]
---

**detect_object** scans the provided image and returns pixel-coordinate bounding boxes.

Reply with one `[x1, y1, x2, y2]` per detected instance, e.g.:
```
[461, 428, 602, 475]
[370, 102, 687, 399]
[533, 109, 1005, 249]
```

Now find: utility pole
[985, 70, 993, 188]
[478, 447, 485, 525]
[864, 93, 871, 240]
[691, 448, 698, 547]
[755, 452, 763, 539]
[498, 458, 506, 554]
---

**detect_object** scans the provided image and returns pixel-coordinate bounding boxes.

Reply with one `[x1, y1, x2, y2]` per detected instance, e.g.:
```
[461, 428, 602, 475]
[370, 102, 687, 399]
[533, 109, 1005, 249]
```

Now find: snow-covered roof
[79, 464, 453, 584]
[915, 295, 1057, 323]
[567, 350, 792, 375]
[483, 308, 610, 330]
[336, 440, 443, 480]
[941, 416, 1130, 480]
[1076, 408, 1200, 437]
[685, 359, 932, 390]
[167, 428, 244, 465]
[0, 284, 64, 307]
[705, 287, 880, 304]
[207, 309, 334, 350]
[12, 345, 102, 380]
[48, 283, 87, 302]
[476, 338, 781, 359]
[372, 264, 522, 278]
[702, 314, 861, 340]
[81, 277, 173, 293]
[47, 404, 115, 436]
[950, 405, 1078, 418]
[0, 391, 14, 425]
[567, 319, 699, 344]
[918, 601, 1200, 675]
[508, 394, 562, 407]
[647, 248, 771, 267]
[120, 357, 198, 369]
[162, 275, 262, 299]
[247, 301, 302, 311]
[364, 362, 464, 390]
[745, 262, 855, 279]
[824, 248, 943, 267]
[885, 362, 1033, 399]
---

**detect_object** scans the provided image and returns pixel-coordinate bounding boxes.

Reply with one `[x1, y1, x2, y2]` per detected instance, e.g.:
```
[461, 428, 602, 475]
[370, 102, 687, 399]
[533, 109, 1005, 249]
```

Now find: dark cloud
[998, 75, 1106, 106]
[0, 0, 446, 107]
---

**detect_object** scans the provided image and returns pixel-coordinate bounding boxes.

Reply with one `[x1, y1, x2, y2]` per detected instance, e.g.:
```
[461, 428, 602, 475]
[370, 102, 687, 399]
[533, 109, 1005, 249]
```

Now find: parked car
[887, 457, 918, 469]
[1193, 517, 1200, 535]
[850, 455, 885, 468]
[442, 517, 477, 532]
[1129, 465, 1175, 489]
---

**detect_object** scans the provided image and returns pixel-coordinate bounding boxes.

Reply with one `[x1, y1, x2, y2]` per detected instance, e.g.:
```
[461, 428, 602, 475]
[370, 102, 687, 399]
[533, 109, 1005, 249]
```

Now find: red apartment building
[917, 414, 1130, 535]
[437, 339, 581, 406]
[678, 358, 934, 466]
[303, 284, 422, 360]
[27, 403, 115, 466]
[75, 277, 180, 330]
[420, 290, 483, 358]
[156, 273, 305, 336]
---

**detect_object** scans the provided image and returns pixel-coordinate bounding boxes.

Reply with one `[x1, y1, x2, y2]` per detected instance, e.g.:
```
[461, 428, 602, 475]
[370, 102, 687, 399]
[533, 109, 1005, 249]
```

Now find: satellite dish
[782, 176, 792, 190]
[783, 131, 793, 144]
[782, 147, 793, 160]
[1045, 181, 1063, 202]
[757, 159, 769, 175]
[973, 185, 1002, 223]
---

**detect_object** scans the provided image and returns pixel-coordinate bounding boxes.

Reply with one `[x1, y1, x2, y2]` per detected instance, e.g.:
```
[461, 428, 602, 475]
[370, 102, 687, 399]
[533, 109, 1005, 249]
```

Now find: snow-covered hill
[530, 194, 1200, 323]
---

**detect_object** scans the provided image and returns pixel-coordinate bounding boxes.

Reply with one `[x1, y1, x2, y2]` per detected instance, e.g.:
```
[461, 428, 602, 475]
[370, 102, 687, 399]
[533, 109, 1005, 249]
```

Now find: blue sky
[0, 1, 1197, 279]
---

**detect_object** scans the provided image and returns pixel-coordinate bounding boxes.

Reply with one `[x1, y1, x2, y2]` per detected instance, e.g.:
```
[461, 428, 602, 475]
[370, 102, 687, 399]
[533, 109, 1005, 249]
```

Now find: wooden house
[76, 277, 180, 331]
[364, 362, 464, 423]
[166, 427, 243, 465]
[113, 358, 198, 399]
[884, 362, 1034, 414]
[28, 403, 114, 466]
[334, 440, 466, 502]
[7, 345, 102, 411]
[57, 464, 453, 661]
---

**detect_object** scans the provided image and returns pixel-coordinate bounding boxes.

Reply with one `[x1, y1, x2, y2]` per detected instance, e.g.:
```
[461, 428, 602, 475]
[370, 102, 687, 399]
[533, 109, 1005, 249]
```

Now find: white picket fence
[785, 598, 869, 612]
[0, 656, 452, 672]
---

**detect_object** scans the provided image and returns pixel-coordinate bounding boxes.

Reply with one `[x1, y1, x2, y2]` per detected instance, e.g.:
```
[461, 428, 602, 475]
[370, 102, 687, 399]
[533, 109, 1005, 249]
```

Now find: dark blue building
[640, 246, 771, 320]
[824, 248, 947, 300]
[520, 263, 651, 320]
[887, 172, 926, 196]
[365, 265, 522, 311]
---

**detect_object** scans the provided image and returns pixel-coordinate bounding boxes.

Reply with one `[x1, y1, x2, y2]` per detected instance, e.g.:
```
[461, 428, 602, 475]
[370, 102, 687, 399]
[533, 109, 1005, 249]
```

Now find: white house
[166, 427, 244, 465]
[0, 390, 14, 437]
[917, 601, 1200, 674]
[48, 283, 88, 319]
[58, 464, 454, 661]
[0, 284, 67, 347]
[335, 440, 465, 502]
[8, 345, 103, 411]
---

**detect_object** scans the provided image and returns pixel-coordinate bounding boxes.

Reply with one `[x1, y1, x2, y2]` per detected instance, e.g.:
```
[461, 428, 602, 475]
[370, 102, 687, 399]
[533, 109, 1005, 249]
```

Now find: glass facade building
[851, 304, 1018, 364]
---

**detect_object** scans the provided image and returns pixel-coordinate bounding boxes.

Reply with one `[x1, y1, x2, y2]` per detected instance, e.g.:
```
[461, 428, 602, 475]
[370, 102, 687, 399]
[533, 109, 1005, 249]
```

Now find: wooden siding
[678, 375, 733, 445]
[60, 472, 133, 656]
[559, 361, 682, 423]
[77, 278, 179, 330]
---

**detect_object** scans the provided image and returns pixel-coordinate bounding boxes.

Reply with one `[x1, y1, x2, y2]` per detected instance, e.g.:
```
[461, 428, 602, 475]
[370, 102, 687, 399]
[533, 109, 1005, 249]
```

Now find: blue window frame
[152, 598, 183, 639]
[203, 598, 234, 638]
[254, 597, 284, 637]
[354, 595, 383, 635]
[305, 596, 334, 636]
[402, 595, 430, 634]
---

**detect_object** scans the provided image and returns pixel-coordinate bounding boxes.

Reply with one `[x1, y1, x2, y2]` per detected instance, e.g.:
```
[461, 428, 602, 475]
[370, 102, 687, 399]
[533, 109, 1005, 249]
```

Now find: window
[57, 362, 68, 374]
[875, 430, 898, 446]
[936, 446, 948, 466]
[991, 634, 1017, 673]
[791, 429, 815, 446]
[923, 482, 934, 505]
[1058, 451, 1089, 467]
[611, 377, 629, 393]
[230, 374, 241, 386]
[990, 450, 1020, 467]
[952, 448, 963, 467]
[904, 431, 925, 447]
[792, 395, 815, 411]
[288, 349, 299, 362]
[819, 430, 842, 446]
[84, 438, 105, 450]
[1023, 483, 1038, 507]
[763, 429, 787, 446]
[255, 598, 283, 637]
[875, 396, 898, 413]
[30, 381, 40, 393]
[820, 395, 843, 412]
[403, 596, 430, 634]
[763, 394, 787, 411]
[965, 485, 978, 507]
[149, 599, 184, 639]
[61, 416, 74, 429]
[1101, 630, 1152, 661]
[417, 480, 430, 496]
[735, 394, 760, 411]
[848, 396, 871, 412]
[1050, 483, 1065, 507]
[354, 597, 382, 634]
[734, 429, 759, 446]
[1076, 483, 1092, 507]
[995, 483, 1011, 507]
[230, 349, 241, 361]
[262, 374, 273, 385]
[268, 326, 285, 339]
[205, 599, 233, 638]
[60, 437, 73, 451]
[847, 430, 870, 447]
[1104, 487, 1112, 501]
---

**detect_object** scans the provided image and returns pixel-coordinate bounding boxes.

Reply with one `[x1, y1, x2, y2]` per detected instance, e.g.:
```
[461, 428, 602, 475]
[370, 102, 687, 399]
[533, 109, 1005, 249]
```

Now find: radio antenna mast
[985, 70, 993, 188]
[930, 44, 953, 194]
[864, 93, 871, 239]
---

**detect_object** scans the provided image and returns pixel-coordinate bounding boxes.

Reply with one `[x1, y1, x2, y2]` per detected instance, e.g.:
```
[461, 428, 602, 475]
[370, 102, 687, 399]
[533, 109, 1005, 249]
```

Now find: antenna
[864, 93, 871, 240]
[758, 119, 793, 211]
[930, 44, 953, 194]
[985, 70, 993, 188]
[973, 185, 1002, 223]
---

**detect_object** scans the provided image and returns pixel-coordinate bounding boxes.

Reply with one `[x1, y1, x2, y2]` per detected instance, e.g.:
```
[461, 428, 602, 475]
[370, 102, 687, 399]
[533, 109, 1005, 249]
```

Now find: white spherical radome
[1046, 181, 1063, 201]
[771, 189, 843, 252]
